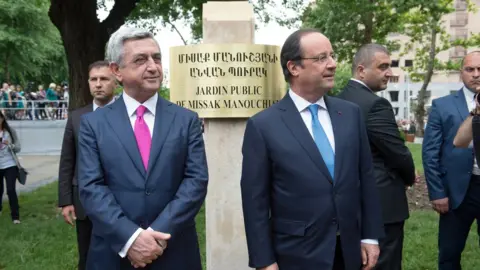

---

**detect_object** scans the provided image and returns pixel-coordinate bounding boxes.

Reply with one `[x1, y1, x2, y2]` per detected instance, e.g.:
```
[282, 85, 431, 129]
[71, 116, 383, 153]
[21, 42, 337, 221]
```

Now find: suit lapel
[324, 96, 344, 184]
[146, 98, 176, 180]
[454, 88, 469, 121]
[105, 97, 146, 177]
[279, 95, 333, 184]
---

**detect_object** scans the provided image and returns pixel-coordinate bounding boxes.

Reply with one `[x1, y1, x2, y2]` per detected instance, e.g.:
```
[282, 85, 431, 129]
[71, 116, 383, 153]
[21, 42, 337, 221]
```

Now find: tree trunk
[415, 25, 437, 137]
[362, 0, 374, 44]
[48, 0, 139, 110]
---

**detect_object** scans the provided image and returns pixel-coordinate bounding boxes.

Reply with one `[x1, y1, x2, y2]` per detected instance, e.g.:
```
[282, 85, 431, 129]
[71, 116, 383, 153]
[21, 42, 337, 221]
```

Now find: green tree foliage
[302, 0, 479, 136]
[0, 0, 65, 85]
[330, 63, 351, 96]
[402, 0, 478, 136]
[50, 0, 302, 109]
[302, 0, 412, 63]
[159, 86, 170, 100]
[127, 0, 306, 42]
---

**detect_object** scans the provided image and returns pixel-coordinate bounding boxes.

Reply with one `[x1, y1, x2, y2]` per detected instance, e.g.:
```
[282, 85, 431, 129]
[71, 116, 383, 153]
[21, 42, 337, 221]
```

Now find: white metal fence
[1, 100, 69, 120]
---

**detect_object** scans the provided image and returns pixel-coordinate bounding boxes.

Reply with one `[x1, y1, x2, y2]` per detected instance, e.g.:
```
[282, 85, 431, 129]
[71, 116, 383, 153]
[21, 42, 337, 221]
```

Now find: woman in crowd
[0, 110, 21, 224]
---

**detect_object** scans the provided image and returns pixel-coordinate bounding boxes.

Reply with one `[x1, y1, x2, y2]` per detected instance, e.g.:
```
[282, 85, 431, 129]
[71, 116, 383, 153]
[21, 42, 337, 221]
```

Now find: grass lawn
[0, 183, 205, 270]
[0, 144, 478, 269]
[407, 142, 423, 173]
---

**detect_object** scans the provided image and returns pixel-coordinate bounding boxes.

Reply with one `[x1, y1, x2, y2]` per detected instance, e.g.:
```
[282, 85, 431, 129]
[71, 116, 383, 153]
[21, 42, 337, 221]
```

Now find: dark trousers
[438, 175, 480, 270]
[0, 166, 19, 220]
[376, 221, 404, 270]
[333, 236, 345, 270]
[76, 217, 93, 270]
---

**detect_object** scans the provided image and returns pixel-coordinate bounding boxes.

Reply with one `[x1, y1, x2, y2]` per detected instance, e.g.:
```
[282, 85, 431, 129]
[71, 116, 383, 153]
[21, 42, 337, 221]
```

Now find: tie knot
[136, 105, 147, 117]
[308, 104, 320, 116]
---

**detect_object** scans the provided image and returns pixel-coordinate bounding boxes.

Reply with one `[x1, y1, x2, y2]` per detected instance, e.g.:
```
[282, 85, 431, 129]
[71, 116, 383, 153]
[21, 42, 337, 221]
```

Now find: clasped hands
[127, 230, 171, 268]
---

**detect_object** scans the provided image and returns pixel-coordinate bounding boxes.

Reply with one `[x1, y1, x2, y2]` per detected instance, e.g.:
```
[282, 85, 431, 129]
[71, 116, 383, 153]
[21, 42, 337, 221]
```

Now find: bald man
[423, 51, 480, 270]
[337, 44, 417, 270]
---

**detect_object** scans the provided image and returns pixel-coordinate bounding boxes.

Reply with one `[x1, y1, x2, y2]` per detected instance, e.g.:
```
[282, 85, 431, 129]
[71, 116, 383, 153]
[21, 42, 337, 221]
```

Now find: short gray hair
[105, 26, 157, 66]
[352, 43, 390, 74]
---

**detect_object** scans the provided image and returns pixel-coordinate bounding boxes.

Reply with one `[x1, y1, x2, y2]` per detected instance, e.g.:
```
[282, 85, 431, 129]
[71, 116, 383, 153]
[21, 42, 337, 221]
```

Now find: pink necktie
[134, 105, 151, 171]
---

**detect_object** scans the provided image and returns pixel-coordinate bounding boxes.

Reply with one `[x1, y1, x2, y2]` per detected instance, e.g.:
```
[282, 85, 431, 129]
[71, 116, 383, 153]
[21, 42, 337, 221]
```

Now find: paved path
[0, 121, 64, 201]
[1, 155, 59, 201]
[9, 120, 66, 155]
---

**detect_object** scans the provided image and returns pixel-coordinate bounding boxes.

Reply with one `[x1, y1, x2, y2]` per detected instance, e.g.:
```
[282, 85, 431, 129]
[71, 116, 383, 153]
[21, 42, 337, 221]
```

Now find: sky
[97, 0, 308, 85]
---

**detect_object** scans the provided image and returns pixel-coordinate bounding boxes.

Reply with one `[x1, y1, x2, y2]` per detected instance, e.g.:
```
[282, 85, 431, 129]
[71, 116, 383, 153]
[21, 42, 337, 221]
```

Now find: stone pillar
[202, 2, 254, 269]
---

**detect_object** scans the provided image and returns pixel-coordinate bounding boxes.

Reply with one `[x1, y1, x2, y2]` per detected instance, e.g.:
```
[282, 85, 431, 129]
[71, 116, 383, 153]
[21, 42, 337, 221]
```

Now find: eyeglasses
[296, 53, 337, 64]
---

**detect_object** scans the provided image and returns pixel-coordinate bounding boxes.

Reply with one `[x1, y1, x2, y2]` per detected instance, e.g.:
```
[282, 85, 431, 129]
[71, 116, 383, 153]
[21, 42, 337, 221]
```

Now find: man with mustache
[423, 51, 480, 269]
[77, 27, 208, 270]
[58, 60, 116, 270]
[241, 29, 383, 270]
[337, 44, 417, 270]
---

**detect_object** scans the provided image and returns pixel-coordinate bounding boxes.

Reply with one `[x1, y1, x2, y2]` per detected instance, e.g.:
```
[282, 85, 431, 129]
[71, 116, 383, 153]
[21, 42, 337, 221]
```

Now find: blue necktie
[308, 104, 335, 179]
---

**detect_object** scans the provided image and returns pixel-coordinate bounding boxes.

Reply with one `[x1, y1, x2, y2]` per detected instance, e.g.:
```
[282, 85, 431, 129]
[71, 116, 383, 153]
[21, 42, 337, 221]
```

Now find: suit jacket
[58, 104, 93, 220]
[77, 96, 208, 270]
[240, 94, 384, 270]
[423, 88, 474, 209]
[337, 80, 415, 224]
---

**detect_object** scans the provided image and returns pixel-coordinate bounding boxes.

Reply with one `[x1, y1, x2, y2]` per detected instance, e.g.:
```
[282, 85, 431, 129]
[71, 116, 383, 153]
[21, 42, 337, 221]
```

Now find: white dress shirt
[288, 90, 378, 245]
[92, 98, 116, 111]
[462, 87, 480, 175]
[118, 91, 158, 258]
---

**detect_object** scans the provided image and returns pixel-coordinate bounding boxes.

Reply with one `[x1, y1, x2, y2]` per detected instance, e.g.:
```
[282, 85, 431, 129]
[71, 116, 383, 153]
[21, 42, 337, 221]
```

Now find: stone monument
[202, 2, 254, 269]
[169, 1, 286, 268]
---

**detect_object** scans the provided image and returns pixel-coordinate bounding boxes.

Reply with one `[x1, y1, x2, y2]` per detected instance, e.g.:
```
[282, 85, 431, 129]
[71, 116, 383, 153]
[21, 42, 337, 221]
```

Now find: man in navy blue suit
[240, 29, 384, 270]
[77, 27, 208, 270]
[423, 51, 480, 270]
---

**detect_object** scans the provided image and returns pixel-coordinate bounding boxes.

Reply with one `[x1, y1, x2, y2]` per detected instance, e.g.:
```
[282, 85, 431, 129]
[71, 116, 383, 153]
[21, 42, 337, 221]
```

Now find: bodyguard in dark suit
[337, 44, 416, 270]
[58, 60, 116, 270]
[423, 51, 480, 270]
[241, 29, 384, 270]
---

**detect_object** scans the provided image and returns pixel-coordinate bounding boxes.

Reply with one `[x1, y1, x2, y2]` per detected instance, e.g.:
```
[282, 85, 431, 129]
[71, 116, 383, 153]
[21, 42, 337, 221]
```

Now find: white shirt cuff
[469, 140, 474, 148]
[361, 239, 378, 245]
[118, 228, 144, 258]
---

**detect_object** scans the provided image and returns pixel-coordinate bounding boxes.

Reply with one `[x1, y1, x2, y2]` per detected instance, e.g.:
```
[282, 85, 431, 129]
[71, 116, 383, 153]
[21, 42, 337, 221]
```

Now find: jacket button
[332, 218, 337, 225]
[145, 191, 151, 196]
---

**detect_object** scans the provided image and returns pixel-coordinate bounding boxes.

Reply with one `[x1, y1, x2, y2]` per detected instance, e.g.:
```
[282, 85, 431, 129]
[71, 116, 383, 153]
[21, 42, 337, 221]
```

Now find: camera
[475, 93, 480, 104]
[472, 110, 480, 167]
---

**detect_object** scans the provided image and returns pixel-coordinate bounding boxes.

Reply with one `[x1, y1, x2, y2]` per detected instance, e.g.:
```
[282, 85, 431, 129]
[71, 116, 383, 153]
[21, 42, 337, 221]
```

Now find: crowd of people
[0, 82, 69, 120]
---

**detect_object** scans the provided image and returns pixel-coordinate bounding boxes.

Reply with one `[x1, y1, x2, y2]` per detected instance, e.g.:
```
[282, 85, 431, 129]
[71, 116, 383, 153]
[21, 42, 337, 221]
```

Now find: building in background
[380, 0, 480, 121]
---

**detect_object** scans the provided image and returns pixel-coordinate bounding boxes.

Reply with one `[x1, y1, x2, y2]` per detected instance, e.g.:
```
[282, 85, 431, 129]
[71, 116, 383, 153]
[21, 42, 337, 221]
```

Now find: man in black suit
[58, 60, 116, 270]
[337, 43, 417, 270]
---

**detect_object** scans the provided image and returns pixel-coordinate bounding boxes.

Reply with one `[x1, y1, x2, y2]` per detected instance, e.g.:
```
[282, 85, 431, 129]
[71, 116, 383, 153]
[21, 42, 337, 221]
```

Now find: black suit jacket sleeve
[358, 106, 385, 240]
[58, 114, 76, 207]
[367, 98, 415, 186]
[241, 118, 275, 268]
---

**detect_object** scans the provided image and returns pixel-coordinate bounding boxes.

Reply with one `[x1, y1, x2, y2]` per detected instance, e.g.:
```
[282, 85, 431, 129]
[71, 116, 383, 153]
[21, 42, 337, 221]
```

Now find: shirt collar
[350, 78, 373, 91]
[122, 91, 158, 117]
[93, 97, 116, 111]
[288, 89, 327, 112]
[463, 86, 475, 101]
